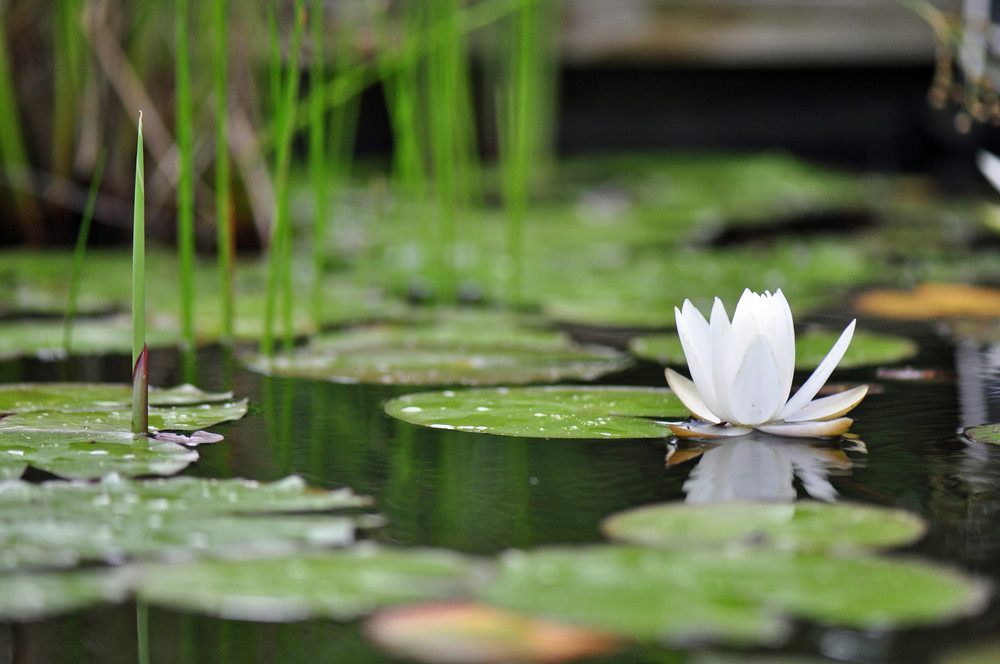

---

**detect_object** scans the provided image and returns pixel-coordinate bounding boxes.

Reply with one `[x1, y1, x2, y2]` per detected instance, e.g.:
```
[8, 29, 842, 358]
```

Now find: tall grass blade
[133, 113, 146, 369]
[63, 148, 107, 354]
[263, 0, 306, 356]
[131, 114, 147, 435]
[309, 0, 327, 327]
[176, 0, 196, 358]
[214, 0, 234, 342]
[52, 0, 85, 179]
[0, 14, 42, 243]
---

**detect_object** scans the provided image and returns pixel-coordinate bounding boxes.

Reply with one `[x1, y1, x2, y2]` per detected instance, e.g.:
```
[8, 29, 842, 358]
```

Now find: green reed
[52, 0, 86, 180]
[262, 0, 305, 357]
[63, 149, 107, 354]
[214, 0, 234, 342]
[309, 0, 327, 326]
[0, 16, 41, 243]
[132, 114, 148, 435]
[176, 0, 196, 363]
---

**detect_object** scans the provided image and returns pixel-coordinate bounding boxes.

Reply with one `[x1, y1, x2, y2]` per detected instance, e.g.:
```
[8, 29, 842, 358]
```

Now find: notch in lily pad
[384, 386, 688, 439]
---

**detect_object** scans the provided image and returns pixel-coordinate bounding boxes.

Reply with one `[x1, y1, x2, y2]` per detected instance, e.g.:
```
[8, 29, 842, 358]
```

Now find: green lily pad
[135, 545, 486, 622]
[600, 501, 927, 553]
[0, 317, 180, 360]
[384, 386, 687, 439]
[0, 383, 247, 479]
[0, 568, 133, 621]
[246, 321, 630, 386]
[629, 328, 917, 370]
[0, 382, 234, 411]
[477, 545, 987, 646]
[0, 474, 380, 569]
[962, 425, 1000, 446]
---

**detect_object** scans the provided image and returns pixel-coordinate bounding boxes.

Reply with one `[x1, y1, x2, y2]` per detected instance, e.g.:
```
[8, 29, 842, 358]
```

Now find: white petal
[771, 290, 796, 418]
[674, 301, 721, 416]
[784, 385, 869, 422]
[731, 289, 764, 359]
[665, 368, 721, 423]
[779, 320, 856, 421]
[758, 418, 854, 438]
[709, 297, 738, 423]
[728, 334, 785, 426]
[978, 150, 1000, 193]
[669, 422, 754, 439]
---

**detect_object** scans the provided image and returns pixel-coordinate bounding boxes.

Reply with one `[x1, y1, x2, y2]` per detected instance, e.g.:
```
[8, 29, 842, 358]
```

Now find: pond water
[1, 315, 998, 664]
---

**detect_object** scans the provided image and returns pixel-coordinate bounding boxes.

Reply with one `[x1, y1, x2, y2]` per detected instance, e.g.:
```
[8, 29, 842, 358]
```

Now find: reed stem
[214, 0, 234, 342]
[176, 0, 196, 353]
[63, 149, 107, 354]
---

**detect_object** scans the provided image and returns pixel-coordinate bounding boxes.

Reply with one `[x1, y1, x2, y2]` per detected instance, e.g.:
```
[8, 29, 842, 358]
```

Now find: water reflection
[672, 432, 859, 504]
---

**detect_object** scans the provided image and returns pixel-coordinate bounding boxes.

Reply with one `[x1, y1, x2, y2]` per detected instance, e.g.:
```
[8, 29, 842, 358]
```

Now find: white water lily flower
[665, 289, 868, 439]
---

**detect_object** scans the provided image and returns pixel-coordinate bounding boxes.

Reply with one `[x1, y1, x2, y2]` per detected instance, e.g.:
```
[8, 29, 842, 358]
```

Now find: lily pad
[0, 383, 247, 479]
[384, 386, 687, 439]
[0, 474, 380, 569]
[477, 545, 987, 646]
[629, 328, 917, 370]
[135, 544, 486, 622]
[600, 501, 927, 553]
[0, 317, 180, 360]
[0, 568, 133, 621]
[364, 601, 622, 664]
[246, 322, 630, 386]
[962, 424, 1000, 446]
[855, 283, 1000, 319]
[0, 382, 234, 411]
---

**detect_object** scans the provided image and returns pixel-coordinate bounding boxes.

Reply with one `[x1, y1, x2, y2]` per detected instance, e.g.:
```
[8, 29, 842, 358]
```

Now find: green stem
[176, 0, 195, 354]
[132, 114, 146, 370]
[309, 0, 327, 327]
[64, 149, 106, 354]
[263, 0, 305, 356]
[214, 0, 234, 342]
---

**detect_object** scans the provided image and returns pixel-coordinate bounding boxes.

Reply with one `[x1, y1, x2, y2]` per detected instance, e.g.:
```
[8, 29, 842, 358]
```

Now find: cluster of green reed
[1, 0, 558, 361]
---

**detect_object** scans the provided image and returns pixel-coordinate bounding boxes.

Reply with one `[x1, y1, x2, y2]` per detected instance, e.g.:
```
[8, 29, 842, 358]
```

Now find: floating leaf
[135, 545, 485, 622]
[962, 424, 1000, 446]
[0, 382, 234, 412]
[0, 383, 247, 479]
[0, 317, 179, 360]
[0, 474, 379, 569]
[246, 321, 629, 386]
[630, 329, 917, 370]
[364, 601, 622, 664]
[477, 545, 987, 646]
[855, 283, 1000, 319]
[601, 501, 926, 553]
[384, 387, 686, 439]
[0, 569, 133, 621]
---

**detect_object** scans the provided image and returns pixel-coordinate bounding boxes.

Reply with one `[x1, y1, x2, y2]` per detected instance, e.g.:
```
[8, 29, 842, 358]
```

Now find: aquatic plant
[666, 289, 868, 438]
[132, 114, 147, 435]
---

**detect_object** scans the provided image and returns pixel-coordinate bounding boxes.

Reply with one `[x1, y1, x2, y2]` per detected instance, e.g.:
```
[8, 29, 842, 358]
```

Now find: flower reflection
[670, 431, 862, 504]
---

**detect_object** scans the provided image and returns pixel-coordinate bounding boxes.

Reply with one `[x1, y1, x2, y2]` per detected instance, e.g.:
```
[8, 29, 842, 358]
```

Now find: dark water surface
[1, 321, 999, 664]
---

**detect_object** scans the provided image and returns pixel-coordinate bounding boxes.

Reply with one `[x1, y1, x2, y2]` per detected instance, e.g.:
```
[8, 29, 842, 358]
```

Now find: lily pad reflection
[384, 386, 687, 439]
